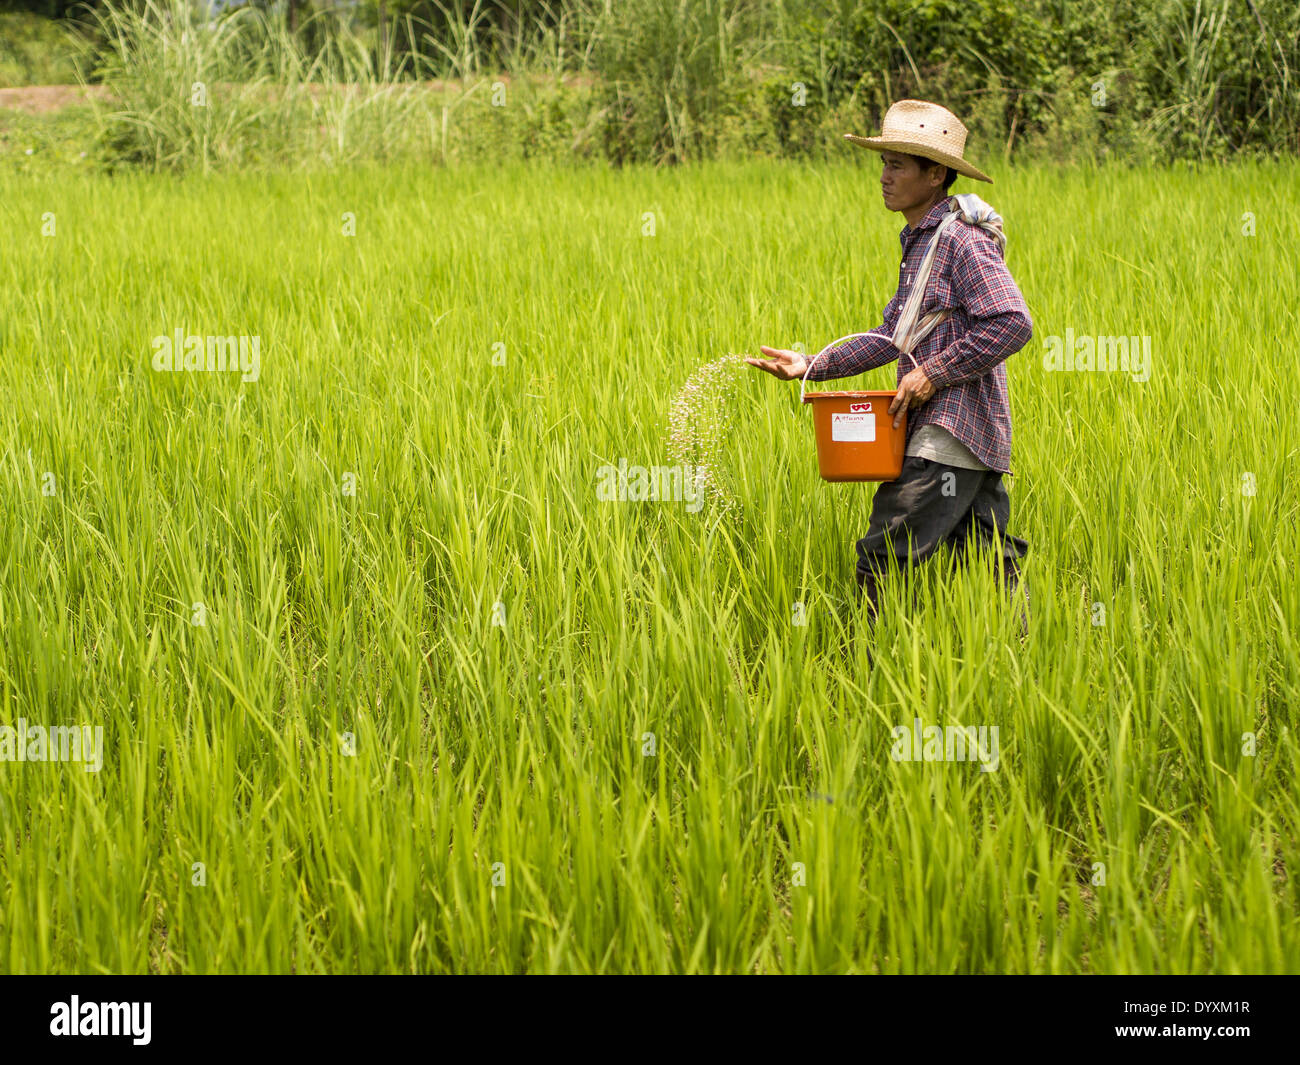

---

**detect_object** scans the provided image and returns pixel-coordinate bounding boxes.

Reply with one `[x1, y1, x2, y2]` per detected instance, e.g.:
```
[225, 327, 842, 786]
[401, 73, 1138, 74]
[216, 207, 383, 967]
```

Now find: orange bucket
[801, 390, 907, 482]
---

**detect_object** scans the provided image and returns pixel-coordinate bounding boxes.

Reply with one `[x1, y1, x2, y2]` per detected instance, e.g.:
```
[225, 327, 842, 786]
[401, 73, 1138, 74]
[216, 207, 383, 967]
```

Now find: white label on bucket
[832, 412, 875, 442]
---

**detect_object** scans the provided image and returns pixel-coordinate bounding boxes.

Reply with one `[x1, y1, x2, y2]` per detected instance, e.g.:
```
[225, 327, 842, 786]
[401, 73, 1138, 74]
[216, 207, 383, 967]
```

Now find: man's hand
[889, 366, 937, 428]
[745, 346, 809, 381]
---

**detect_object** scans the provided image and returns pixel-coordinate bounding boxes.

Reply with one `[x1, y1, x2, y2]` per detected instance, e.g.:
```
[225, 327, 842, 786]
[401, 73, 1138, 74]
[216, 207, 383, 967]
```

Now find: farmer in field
[747, 100, 1033, 632]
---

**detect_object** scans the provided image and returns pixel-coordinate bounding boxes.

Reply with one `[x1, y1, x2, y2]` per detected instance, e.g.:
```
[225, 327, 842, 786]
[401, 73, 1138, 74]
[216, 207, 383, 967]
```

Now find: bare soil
[0, 85, 112, 113]
[0, 73, 597, 114]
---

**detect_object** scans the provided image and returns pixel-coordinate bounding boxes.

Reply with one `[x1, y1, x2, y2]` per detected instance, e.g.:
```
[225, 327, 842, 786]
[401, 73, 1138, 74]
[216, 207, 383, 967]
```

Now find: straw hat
[844, 99, 992, 183]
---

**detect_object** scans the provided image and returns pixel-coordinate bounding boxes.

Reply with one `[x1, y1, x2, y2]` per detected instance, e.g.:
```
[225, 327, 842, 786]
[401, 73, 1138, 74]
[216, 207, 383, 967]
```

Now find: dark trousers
[855, 456, 1029, 620]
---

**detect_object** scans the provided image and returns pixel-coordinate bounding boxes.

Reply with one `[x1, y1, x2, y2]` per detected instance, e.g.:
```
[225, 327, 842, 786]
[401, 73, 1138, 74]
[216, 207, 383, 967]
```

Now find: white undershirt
[904, 423, 990, 471]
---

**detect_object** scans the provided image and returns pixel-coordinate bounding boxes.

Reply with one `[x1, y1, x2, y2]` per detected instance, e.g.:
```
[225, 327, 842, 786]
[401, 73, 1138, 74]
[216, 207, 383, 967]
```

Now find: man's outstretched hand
[747, 347, 939, 427]
[745, 346, 809, 381]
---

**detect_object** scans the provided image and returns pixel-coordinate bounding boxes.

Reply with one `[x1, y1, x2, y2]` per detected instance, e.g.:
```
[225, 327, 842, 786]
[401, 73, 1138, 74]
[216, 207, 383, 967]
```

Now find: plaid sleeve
[803, 295, 901, 382]
[917, 229, 1032, 389]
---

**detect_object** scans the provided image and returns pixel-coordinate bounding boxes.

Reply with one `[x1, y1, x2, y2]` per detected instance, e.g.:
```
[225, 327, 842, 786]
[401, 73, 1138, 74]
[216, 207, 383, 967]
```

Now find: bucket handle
[801, 217, 958, 405]
[799, 331, 894, 406]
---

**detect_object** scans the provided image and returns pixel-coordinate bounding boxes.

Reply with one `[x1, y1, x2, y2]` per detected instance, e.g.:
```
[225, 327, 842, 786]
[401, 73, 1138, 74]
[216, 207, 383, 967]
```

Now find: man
[746, 99, 1033, 634]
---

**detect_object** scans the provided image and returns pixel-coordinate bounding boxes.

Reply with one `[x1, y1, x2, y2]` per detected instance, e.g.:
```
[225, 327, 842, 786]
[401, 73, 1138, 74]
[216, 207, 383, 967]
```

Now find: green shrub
[0, 11, 83, 86]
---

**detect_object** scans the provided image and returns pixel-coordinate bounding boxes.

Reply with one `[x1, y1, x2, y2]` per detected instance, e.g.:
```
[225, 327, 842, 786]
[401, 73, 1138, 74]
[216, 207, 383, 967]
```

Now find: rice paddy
[1, 156, 1297, 973]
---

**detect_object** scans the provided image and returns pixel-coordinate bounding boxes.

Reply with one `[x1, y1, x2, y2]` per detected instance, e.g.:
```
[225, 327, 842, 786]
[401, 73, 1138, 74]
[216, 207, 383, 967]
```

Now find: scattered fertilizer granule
[666, 353, 748, 516]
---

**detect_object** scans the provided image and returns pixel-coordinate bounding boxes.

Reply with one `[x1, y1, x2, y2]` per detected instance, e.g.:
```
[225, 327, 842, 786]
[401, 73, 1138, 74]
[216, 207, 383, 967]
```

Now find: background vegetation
[1, 0, 1298, 170]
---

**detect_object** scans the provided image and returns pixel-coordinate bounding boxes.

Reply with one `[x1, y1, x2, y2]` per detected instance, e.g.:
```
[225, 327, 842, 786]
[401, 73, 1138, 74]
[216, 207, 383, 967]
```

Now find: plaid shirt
[805, 194, 1032, 473]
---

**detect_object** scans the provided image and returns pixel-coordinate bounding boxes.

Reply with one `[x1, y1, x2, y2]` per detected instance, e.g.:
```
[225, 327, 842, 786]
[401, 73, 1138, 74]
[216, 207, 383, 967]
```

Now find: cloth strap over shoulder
[799, 194, 1006, 397]
[890, 193, 1006, 356]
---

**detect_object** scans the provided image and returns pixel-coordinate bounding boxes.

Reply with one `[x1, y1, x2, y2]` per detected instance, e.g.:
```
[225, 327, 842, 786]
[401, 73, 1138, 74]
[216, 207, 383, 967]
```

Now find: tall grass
[82, 0, 442, 171]
[579, 0, 769, 164]
[0, 157, 1297, 972]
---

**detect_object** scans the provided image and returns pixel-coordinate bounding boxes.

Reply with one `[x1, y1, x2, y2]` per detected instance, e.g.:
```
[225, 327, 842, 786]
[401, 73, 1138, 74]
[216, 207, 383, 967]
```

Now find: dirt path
[0, 85, 113, 114]
[0, 74, 598, 115]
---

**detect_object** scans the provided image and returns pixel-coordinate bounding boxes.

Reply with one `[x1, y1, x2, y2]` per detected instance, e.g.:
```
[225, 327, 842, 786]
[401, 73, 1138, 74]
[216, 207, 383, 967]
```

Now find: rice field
[1, 157, 1297, 973]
